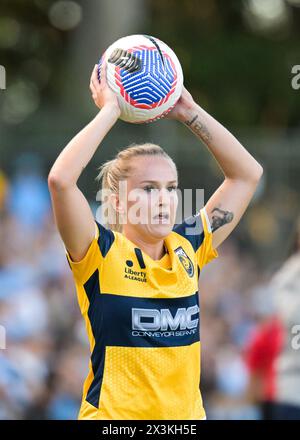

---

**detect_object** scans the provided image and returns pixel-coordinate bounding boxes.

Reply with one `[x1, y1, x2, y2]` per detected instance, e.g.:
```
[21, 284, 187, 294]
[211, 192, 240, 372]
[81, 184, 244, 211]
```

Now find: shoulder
[65, 221, 116, 285]
[172, 207, 218, 269]
[95, 221, 116, 258]
[172, 207, 211, 251]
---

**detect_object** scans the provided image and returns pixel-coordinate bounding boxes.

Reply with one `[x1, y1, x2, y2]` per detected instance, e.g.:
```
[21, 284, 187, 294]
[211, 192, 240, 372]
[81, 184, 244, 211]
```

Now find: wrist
[177, 101, 199, 123]
[101, 103, 121, 119]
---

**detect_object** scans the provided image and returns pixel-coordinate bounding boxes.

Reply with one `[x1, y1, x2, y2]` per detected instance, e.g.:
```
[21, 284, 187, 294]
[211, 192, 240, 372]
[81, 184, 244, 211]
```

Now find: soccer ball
[98, 34, 183, 123]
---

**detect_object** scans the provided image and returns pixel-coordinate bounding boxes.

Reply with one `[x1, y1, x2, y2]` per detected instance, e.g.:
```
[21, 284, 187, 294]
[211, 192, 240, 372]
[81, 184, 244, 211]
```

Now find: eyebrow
[140, 180, 178, 184]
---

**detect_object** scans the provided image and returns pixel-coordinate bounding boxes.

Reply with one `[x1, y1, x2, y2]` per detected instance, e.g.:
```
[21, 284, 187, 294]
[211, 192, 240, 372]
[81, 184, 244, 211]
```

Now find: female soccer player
[48, 61, 263, 420]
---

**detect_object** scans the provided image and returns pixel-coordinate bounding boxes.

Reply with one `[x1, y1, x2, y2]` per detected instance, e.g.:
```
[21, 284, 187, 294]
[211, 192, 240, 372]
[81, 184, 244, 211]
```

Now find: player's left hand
[165, 86, 195, 122]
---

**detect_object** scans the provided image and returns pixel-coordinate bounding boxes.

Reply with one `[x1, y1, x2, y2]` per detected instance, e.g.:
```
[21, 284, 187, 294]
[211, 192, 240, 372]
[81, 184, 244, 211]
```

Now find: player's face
[123, 156, 178, 239]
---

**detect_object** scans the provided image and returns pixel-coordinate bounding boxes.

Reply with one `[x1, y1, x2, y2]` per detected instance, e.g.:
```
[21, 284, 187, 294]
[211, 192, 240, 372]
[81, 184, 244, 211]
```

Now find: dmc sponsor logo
[131, 305, 199, 338]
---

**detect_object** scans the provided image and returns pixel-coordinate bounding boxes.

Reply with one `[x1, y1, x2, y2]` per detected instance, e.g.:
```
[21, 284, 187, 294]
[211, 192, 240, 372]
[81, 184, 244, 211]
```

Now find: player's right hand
[89, 61, 121, 115]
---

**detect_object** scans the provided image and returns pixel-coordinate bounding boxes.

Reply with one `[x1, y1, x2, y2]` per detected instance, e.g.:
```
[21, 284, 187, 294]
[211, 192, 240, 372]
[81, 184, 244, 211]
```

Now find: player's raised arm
[166, 86, 263, 249]
[48, 62, 120, 262]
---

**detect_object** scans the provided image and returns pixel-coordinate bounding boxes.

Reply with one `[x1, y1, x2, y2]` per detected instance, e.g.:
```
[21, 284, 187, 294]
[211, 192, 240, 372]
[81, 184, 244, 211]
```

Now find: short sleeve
[64, 221, 115, 284]
[196, 207, 218, 269]
[173, 207, 218, 270]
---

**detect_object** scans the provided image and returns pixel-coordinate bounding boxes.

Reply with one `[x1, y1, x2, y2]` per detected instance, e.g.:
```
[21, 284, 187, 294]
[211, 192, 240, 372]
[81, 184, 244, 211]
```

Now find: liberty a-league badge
[174, 247, 194, 277]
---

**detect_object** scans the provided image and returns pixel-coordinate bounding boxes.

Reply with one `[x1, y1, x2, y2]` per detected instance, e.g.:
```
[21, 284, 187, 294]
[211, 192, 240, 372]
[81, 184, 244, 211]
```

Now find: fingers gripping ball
[98, 34, 183, 124]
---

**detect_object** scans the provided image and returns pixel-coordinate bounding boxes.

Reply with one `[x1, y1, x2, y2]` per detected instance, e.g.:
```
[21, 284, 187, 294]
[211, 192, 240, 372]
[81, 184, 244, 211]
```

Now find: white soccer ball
[98, 34, 183, 124]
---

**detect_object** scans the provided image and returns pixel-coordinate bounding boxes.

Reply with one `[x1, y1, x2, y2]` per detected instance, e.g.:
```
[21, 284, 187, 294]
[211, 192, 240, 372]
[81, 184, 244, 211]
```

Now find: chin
[149, 223, 174, 238]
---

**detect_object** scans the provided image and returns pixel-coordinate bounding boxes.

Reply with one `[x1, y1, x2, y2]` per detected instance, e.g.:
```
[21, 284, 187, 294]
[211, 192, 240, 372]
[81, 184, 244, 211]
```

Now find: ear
[109, 193, 126, 215]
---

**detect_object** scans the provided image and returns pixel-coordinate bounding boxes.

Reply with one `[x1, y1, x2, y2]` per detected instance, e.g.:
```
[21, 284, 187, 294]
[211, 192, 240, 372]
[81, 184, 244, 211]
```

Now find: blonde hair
[96, 142, 177, 232]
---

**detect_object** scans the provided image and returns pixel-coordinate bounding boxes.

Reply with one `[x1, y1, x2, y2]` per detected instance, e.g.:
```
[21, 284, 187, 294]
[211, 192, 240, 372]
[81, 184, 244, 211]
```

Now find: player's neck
[122, 231, 166, 261]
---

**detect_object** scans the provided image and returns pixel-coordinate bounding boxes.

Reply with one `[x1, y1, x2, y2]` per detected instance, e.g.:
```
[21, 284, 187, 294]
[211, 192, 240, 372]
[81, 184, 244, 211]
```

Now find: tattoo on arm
[184, 114, 212, 144]
[211, 207, 234, 232]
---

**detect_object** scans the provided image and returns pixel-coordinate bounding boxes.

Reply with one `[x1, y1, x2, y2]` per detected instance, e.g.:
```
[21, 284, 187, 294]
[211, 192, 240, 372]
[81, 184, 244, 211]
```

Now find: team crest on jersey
[174, 247, 194, 277]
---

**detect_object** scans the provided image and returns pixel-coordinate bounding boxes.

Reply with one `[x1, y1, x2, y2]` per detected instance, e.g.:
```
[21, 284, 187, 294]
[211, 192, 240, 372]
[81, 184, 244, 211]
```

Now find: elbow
[258, 163, 264, 178]
[252, 162, 264, 184]
[48, 171, 71, 191]
[232, 162, 263, 187]
[244, 161, 264, 186]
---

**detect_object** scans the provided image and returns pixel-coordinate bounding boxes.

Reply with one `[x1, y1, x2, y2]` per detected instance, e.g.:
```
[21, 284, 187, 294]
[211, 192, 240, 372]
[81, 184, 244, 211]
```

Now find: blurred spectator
[243, 216, 300, 420]
[270, 216, 300, 419]
[5, 153, 51, 232]
[199, 241, 265, 420]
[243, 285, 284, 419]
[0, 171, 86, 419]
[0, 162, 298, 419]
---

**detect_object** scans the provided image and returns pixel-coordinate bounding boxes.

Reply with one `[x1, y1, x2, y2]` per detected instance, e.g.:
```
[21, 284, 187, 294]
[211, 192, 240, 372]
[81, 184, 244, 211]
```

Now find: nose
[158, 187, 171, 206]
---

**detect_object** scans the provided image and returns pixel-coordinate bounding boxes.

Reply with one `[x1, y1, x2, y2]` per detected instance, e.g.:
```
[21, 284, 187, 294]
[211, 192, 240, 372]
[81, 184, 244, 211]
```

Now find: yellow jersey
[65, 207, 218, 420]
